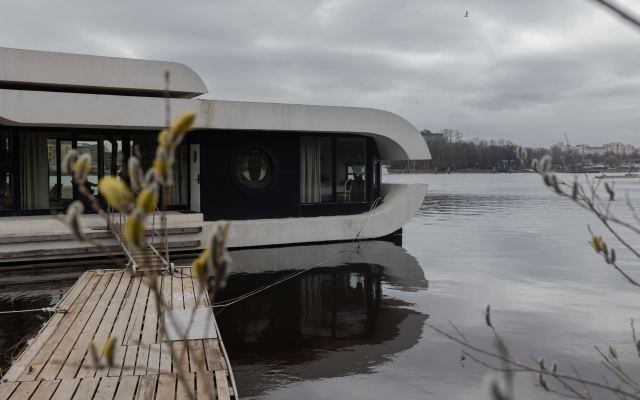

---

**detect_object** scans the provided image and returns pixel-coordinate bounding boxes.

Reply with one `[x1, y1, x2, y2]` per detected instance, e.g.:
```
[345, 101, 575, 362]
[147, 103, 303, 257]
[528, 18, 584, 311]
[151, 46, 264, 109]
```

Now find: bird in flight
[464, 11, 468, 17]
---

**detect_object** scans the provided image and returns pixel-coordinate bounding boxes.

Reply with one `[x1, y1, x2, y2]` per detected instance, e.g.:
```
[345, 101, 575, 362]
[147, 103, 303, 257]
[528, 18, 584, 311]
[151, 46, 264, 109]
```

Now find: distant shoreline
[388, 169, 639, 175]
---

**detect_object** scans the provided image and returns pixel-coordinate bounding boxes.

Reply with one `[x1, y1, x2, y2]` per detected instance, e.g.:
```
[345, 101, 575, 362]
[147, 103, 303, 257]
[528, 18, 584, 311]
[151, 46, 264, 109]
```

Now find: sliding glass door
[300, 136, 367, 204]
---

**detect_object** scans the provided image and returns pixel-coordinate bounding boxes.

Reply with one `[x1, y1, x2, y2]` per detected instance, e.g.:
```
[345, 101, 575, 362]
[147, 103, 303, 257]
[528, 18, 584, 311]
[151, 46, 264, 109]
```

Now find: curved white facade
[0, 47, 431, 256]
[0, 90, 429, 161]
[0, 47, 207, 98]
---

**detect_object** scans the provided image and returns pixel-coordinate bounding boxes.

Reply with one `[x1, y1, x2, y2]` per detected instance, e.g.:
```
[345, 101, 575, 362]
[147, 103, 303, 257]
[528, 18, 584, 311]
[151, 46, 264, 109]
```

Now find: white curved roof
[0, 89, 430, 160]
[0, 47, 207, 98]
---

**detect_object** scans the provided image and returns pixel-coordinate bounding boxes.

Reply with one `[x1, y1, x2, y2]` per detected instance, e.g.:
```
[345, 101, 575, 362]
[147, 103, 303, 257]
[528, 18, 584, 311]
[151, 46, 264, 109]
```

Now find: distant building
[551, 142, 637, 158]
[420, 130, 444, 141]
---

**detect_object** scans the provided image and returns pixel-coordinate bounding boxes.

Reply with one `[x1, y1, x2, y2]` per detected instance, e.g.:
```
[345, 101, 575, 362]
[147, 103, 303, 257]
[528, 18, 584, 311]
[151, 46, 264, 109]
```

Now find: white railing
[107, 199, 170, 272]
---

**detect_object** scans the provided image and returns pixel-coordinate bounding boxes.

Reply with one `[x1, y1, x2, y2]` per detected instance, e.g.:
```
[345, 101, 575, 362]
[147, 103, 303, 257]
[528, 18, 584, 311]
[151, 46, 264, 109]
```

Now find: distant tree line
[387, 128, 549, 171]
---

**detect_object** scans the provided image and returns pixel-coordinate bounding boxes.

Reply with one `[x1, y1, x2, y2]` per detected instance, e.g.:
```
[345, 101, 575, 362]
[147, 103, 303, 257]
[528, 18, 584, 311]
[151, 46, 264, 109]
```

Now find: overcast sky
[2, 0, 639, 147]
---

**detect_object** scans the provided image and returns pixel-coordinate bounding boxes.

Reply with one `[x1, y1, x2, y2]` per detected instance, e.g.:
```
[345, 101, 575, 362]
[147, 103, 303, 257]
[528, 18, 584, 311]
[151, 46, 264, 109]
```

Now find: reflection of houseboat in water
[0, 47, 430, 263]
[215, 240, 428, 397]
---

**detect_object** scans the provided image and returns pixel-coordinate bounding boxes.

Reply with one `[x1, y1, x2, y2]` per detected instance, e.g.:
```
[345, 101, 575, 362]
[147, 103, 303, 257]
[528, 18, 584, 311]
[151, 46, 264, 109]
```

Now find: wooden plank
[93, 376, 119, 400]
[0, 382, 19, 400]
[78, 272, 133, 378]
[161, 274, 172, 313]
[106, 346, 127, 377]
[57, 272, 124, 379]
[134, 345, 149, 376]
[171, 274, 184, 310]
[147, 344, 161, 375]
[159, 343, 172, 374]
[181, 275, 196, 310]
[50, 379, 80, 400]
[140, 277, 161, 345]
[38, 273, 114, 380]
[186, 341, 205, 374]
[71, 377, 99, 400]
[175, 372, 194, 400]
[121, 346, 138, 377]
[155, 374, 176, 400]
[203, 340, 225, 372]
[110, 276, 142, 347]
[7, 381, 39, 400]
[30, 381, 60, 400]
[196, 371, 215, 400]
[5, 272, 94, 382]
[171, 342, 190, 375]
[125, 277, 151, 346]
[17, 272, 100, 382]
[113, 376, 139, 400]
[215, 370, 231, 400]
[134, 375, 157, 400]
[57, 272, 94, 310]
[192, 275, 208, 309]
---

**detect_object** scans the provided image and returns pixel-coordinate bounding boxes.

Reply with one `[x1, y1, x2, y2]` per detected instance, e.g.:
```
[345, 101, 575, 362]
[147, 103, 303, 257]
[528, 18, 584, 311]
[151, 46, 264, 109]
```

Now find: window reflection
[47, 137, 73, 209]
[0, 130, 13, 210]
[337, 137, 366, 202]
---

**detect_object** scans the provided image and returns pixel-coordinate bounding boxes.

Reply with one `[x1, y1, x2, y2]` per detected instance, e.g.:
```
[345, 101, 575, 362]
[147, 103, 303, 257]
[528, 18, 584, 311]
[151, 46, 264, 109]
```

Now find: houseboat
[0, 47, 430, 263]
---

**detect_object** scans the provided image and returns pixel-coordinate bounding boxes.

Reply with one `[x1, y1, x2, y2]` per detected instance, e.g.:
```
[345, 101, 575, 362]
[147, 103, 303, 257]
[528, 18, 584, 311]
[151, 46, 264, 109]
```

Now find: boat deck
[0, 269, 237, 400]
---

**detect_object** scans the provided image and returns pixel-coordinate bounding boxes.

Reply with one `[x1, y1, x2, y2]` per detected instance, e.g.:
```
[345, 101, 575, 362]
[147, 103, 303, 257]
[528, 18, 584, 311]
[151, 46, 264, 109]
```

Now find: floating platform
[0, 269, 238, 399]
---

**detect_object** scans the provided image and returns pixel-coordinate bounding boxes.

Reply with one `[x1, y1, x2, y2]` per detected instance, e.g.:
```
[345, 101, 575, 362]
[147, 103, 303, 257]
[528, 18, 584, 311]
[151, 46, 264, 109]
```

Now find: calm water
[1, 173, 639, 399]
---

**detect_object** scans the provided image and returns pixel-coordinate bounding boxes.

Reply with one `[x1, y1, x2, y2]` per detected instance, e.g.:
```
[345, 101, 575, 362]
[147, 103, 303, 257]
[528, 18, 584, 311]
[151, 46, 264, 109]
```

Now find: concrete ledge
[0, 212, 203, 233]
[0, 240, 200, 260]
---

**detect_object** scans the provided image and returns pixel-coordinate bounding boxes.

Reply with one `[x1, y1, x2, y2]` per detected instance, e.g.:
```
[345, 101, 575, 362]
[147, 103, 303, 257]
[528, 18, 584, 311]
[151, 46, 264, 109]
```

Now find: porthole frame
[229, 143, 280, 196]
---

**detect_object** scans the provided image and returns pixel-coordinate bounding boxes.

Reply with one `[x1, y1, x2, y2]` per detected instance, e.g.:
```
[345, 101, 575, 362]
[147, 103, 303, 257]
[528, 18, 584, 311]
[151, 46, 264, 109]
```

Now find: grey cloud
[1, 0, 639, 147]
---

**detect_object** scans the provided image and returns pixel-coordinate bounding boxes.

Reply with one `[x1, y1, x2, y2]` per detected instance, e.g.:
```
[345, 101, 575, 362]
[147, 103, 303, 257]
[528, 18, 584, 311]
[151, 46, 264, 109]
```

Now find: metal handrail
[106, 196, 170, 272]
[132, 190, 170, 266]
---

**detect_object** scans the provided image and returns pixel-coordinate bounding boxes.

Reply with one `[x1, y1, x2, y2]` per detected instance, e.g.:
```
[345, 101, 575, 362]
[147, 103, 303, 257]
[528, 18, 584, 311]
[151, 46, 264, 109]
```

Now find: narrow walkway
[1, 269, 238, 400]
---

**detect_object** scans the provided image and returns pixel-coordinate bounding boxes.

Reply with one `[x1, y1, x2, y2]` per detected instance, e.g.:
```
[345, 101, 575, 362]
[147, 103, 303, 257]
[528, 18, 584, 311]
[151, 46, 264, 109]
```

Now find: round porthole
[236, 149, 272, 188]
[230, 144, 279, 196]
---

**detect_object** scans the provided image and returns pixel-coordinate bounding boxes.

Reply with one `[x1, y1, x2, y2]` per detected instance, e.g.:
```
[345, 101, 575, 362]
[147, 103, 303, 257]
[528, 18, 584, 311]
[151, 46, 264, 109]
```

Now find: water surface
[2, 173, 639, 399]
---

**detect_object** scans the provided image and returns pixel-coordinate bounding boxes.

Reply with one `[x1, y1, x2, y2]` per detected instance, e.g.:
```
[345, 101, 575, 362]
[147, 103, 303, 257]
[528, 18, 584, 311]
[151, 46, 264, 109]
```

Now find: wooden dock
[0, 269, 238, 400]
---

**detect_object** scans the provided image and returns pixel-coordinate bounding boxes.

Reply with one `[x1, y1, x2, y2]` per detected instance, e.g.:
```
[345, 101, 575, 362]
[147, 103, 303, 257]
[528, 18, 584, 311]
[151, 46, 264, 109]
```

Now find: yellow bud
[157, 129, 170, 146]
[192, 248, 209, 283]
[169, 110, 196, 136]
[98, 177, 132, 211]
[591, 236, 599, 251]
[73, 154, 93, 183]
[153, 158, 168, 182]
[74, 157, 91, 174]
[103, 337, 117, 367]
[125, 214, 145, 247]
[135, 188, 158, 214]
[88, 340, 100, 367]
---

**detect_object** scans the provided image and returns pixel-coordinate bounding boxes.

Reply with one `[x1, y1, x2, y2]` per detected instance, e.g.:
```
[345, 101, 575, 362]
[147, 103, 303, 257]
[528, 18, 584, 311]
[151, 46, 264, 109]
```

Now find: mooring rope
[212, 197, 383, 313]
[0, 307, 66, 314]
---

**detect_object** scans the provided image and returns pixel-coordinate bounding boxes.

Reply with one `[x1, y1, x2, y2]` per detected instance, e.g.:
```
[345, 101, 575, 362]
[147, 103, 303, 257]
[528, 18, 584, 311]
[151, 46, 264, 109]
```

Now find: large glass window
[336, 137, 366, 202]
[131, 133, 188, 206]
[47, 134, 73, 209]
[300, 137, 333, 203]
[0, 130, 13, 210]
